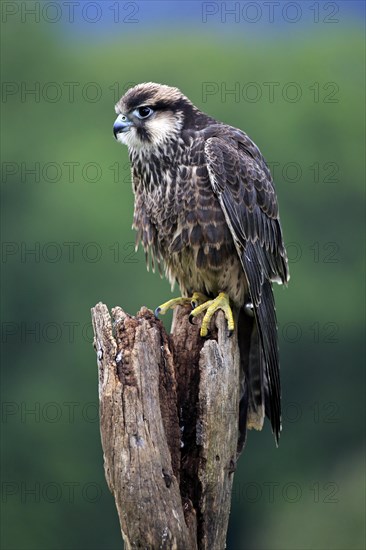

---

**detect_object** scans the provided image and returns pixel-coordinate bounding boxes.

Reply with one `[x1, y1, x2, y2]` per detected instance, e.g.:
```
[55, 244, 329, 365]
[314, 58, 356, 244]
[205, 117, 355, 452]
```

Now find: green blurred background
[1, 1, 365, 549]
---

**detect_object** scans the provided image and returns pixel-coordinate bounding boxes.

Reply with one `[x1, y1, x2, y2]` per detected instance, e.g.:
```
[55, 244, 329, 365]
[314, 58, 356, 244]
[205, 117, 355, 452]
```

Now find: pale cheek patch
[116, 112, 183, 151]
[118, 128, 144, 149]
[147, 113, 182, 145]
[116, 133, 128, 145]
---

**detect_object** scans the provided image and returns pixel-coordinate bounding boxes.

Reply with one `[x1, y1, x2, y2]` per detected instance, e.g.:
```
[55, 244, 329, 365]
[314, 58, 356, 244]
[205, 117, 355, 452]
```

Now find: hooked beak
[113, 114, 133, 138]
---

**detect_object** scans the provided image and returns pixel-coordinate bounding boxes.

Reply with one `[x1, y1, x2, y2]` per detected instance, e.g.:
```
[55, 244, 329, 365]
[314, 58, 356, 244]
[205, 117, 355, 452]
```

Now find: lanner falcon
[113, 83, 289, 448]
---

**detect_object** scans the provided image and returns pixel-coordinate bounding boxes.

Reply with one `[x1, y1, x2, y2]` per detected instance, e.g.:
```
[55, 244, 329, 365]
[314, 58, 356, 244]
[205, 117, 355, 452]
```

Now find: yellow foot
[154, 292, 207, 317]
[189, 292, 235, 338]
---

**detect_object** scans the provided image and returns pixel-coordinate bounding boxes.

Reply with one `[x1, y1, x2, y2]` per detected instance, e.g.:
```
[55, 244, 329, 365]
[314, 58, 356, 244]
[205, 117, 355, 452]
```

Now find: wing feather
[204, 129, 289, 442]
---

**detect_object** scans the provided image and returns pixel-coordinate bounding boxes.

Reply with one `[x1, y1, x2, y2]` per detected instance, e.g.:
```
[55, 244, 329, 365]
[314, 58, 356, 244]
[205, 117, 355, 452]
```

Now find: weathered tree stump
[91, 302, 241, 549]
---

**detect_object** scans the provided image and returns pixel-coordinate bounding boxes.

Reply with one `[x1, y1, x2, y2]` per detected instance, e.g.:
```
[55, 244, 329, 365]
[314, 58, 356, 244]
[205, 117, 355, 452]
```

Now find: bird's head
[113, 82, 194, 151]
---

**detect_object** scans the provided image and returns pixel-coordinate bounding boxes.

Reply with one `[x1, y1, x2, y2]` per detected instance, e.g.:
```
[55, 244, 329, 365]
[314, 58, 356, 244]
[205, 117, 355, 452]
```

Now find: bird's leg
[189, 292, 235, 338]
[155, 292, 208, 317]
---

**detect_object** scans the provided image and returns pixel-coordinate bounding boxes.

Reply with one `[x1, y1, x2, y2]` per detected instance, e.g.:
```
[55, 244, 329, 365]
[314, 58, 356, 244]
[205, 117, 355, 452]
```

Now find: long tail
[237, 281, 281, 453]
[255, 279, 281, 444]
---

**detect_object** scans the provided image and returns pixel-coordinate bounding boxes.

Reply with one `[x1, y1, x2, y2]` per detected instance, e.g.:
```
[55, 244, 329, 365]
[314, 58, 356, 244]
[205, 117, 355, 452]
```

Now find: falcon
[113, 82, 289, 448]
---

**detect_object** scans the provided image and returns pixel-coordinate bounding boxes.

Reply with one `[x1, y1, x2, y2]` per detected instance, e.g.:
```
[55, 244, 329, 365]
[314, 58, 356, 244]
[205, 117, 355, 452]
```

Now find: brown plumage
[113, 82, 289, 448]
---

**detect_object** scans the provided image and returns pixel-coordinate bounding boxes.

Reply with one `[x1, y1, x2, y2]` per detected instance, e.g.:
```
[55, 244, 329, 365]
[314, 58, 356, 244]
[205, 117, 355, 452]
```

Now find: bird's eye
[134, 106, 153, 119]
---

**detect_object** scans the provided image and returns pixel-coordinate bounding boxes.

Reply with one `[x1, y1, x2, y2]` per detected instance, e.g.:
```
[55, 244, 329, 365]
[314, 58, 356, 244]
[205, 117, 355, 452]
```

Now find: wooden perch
[91, 302, 241, 549]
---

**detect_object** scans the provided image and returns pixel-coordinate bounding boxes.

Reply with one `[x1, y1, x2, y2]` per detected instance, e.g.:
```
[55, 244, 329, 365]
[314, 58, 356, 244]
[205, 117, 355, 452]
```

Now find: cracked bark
[91, 302, 240, 550]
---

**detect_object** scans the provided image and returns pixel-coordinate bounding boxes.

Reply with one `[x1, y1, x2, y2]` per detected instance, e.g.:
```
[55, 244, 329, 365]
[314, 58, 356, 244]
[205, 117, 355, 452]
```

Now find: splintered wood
[91, 303, 240, 550]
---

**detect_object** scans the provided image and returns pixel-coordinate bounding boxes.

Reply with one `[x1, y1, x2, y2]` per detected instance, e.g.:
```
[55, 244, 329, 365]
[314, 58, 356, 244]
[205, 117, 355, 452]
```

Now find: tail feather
[237, 281, 281, 452]
[254, 280, 281, 444]
[237, 307, 266, 453]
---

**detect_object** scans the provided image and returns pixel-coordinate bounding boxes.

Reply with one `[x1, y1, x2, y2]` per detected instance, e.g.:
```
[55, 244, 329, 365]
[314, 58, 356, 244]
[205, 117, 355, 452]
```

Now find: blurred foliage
[1, 6, 365, 550]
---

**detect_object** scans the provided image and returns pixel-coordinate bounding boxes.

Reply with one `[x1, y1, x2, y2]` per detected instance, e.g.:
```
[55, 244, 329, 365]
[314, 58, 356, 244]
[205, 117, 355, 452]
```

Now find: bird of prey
[113, 82, 289, 448]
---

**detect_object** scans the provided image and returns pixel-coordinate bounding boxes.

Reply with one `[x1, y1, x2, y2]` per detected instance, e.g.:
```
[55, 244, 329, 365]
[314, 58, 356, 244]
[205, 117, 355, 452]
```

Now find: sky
[3, 0, 364, 38]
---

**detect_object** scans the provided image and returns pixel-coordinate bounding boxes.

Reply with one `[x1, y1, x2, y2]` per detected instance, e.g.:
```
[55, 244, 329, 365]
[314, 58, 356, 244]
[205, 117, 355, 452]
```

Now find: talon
[155, 296, 192, 316]
[194, 292, 235, 338]
[155, 292, 234, 338]
[200, 326, 210, 338]
[190, 292, 208, 311]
